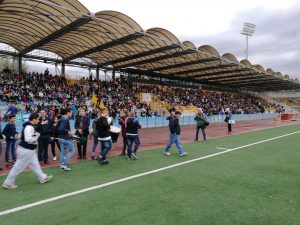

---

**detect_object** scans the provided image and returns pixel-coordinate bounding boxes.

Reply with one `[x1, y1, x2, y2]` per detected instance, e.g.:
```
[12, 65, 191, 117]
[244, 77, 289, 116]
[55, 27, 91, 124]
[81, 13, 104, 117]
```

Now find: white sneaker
[180, 152, 187, 157]
[2, 183, 18, 189]
[60, 164, 71, 171]
[131, 153, 138, 159]
[164, 152, 171, 156]
[53, 156, 57, 161]
[41, 175, 53, 184]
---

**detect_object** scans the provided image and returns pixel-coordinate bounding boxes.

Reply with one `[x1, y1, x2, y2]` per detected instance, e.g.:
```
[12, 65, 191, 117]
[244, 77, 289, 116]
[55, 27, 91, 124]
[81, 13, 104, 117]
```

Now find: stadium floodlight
[241, 22, 256, 60]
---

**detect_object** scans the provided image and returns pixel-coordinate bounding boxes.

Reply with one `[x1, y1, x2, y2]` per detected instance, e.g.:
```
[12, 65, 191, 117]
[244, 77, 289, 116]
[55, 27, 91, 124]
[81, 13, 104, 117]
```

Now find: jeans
[92, 136, 99, 153]
[58, 139, 75, 166]
[38, 135, 51, 162]
[100, 139, 112, 160]
[195, 126, 206, 141]
[164, 133, 184, 154]
[126, 135, 140, 157]
[5, 139, 16, 162]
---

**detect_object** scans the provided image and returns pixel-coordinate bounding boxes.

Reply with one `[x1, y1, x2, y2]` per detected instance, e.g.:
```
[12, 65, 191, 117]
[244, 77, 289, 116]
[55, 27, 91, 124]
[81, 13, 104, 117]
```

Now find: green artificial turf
[0, 124, 300, 225]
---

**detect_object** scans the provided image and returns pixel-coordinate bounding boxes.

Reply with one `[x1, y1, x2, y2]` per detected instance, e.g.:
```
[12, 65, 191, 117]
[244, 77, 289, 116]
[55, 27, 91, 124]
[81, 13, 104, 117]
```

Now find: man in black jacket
[164, 111, 187, 157]
[126, 111, 141, 160]
[36, 109, 53, 164]
[96, 108, 112, 165]
[74, 109, 90, 159]
[2, 115, 18, 164]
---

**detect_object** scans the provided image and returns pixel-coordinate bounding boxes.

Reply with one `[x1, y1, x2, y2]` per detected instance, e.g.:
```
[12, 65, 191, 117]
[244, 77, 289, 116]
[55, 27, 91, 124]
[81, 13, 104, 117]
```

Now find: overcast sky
[78, 0, 300, 79]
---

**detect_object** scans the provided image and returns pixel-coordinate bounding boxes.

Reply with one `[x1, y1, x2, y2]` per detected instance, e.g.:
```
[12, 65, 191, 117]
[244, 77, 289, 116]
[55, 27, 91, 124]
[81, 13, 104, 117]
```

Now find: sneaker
[83, 155, 87, 160]
[60, 164, 71, 171]
[131, 153, 138, 160]
[2, 183, 18, 189]
[164, 152, 171, 156]
[41, 175, 53, 184]
[180, 152, 187, 157]
[53, 156, 57, 161]
[99, 159, 109, 165]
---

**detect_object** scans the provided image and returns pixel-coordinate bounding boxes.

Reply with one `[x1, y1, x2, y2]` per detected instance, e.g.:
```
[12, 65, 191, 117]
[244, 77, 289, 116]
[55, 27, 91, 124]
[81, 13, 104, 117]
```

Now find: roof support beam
[19, 16, 92, 55]
[97, 44, 180, 67]
[189, 68, 251, 78]
[204, 73, 261, 81]
[148, 57, 221, 73]
[169, 63, 235, 76]
[64, 32, 144, 62]
[114, 48, 196, 70]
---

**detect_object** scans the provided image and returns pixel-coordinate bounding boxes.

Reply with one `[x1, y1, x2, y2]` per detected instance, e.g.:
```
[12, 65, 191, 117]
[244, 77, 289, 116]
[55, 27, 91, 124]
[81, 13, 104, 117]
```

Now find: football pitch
[0, 124, 300, 225]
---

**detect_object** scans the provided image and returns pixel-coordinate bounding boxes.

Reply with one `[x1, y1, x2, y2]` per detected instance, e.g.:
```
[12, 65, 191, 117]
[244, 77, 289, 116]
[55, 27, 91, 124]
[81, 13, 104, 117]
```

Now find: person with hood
[2, 113, 53, 189]
[194, 108, 209, 141]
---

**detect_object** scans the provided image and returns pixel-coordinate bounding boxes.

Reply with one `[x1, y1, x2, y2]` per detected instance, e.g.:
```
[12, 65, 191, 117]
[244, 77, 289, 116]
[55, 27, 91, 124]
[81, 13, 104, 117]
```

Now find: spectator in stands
[2, 113, 53, 189]
[6, 103, 18, 116]
[2, 115, 18, 164]
[194, 108, 208, 141]
[164, 111, 187, 157]
[56, 108, 74, 171]
[74, 109, 90, 159]
[36, 109, 53, 164]
[126, 111, 141, 160]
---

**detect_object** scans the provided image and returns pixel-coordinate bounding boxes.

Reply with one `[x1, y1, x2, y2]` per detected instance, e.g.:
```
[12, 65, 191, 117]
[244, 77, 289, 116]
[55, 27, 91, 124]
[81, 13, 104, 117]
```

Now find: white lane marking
[0, 130, 300, 216]
[215, 147, 229, 150]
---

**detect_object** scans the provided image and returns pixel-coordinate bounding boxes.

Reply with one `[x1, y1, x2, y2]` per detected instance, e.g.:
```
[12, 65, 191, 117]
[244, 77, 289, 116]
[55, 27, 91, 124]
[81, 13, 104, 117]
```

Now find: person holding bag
[194, 108, 209, 141]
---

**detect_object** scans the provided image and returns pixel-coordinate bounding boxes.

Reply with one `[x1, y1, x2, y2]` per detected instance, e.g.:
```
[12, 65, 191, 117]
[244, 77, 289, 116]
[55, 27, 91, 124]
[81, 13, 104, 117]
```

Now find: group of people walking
[1, 107, 234, 189]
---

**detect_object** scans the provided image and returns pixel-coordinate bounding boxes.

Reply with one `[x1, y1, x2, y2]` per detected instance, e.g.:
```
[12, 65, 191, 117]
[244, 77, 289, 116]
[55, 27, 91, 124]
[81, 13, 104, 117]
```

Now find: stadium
[0, 0, 300, 225]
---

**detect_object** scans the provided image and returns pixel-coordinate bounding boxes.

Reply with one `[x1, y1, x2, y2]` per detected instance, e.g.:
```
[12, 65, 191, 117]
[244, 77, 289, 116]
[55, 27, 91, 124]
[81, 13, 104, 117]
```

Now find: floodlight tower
[241, 22, 256, 60]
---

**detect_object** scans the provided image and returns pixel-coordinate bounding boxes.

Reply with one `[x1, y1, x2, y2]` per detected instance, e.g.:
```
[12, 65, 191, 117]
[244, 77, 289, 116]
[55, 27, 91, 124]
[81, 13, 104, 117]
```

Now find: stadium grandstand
[1, 1, 300, 225]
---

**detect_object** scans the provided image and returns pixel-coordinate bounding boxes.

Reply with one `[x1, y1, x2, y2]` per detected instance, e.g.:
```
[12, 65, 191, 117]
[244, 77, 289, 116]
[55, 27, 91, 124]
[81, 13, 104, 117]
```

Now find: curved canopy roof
[0, 0, 299, 91]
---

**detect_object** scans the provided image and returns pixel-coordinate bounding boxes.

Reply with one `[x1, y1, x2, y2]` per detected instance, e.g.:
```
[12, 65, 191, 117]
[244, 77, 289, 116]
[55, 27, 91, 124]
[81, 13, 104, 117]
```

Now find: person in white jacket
[2, 113, 53, 189]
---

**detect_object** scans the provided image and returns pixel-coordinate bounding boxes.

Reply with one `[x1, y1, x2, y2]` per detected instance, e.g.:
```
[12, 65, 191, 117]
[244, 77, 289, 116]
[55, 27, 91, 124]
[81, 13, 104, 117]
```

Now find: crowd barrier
[0, 113, 279, 133]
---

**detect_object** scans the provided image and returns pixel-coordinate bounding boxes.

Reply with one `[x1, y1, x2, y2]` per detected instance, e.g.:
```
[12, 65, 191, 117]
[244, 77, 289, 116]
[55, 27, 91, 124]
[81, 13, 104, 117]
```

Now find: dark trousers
[38, 135, 51, 162]
[77, 135, 88, 157]
[228, 123, 232, 132]
[195, 126, 206, 141]
[51, 138, 61, 157]
[121, 135, 127, 154]
[5, 139, 16, 162]
[127, 135, 140, 157]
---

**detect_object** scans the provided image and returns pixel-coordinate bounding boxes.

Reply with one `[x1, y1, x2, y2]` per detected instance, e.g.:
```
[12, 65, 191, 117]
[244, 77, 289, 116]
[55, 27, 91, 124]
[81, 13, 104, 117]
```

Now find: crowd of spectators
[0, 70, 284, 120]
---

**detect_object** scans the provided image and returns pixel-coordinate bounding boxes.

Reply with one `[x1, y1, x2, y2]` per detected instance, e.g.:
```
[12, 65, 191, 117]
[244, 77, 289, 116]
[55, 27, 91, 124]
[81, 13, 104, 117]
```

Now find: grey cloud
[177, 2, 300, 78]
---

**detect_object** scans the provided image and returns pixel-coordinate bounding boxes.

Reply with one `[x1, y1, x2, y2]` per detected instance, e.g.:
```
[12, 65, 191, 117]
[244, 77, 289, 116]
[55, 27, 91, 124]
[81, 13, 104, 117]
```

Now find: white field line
[215, 147, 229, 150]
[0, 130, 300, 217]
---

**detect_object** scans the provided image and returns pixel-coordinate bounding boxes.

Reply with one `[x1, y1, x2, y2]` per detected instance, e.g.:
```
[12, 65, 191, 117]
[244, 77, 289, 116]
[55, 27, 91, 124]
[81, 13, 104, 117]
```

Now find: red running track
[0, 119, 297, 175]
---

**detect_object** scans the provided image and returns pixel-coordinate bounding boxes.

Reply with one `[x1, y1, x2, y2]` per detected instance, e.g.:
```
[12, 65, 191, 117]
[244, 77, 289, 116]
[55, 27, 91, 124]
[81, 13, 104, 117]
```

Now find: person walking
[90, 111, 101, 160]
[126, 111, 141, 160]
[36, 109, 53, 164]
[224, 108, 233, 133]
[96, 108, 112, 165]
[2, 115, 18, 164]
[194, 108, 209, 141]
[0, 123, 4, 170]
[56, 108, 74, 171]
[74, 109, 90, 159]
[50, 116, 61, 161]
[2, 113, 53, 189]
[164, 111, 187, 157]
[118, 110, 128, 156]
